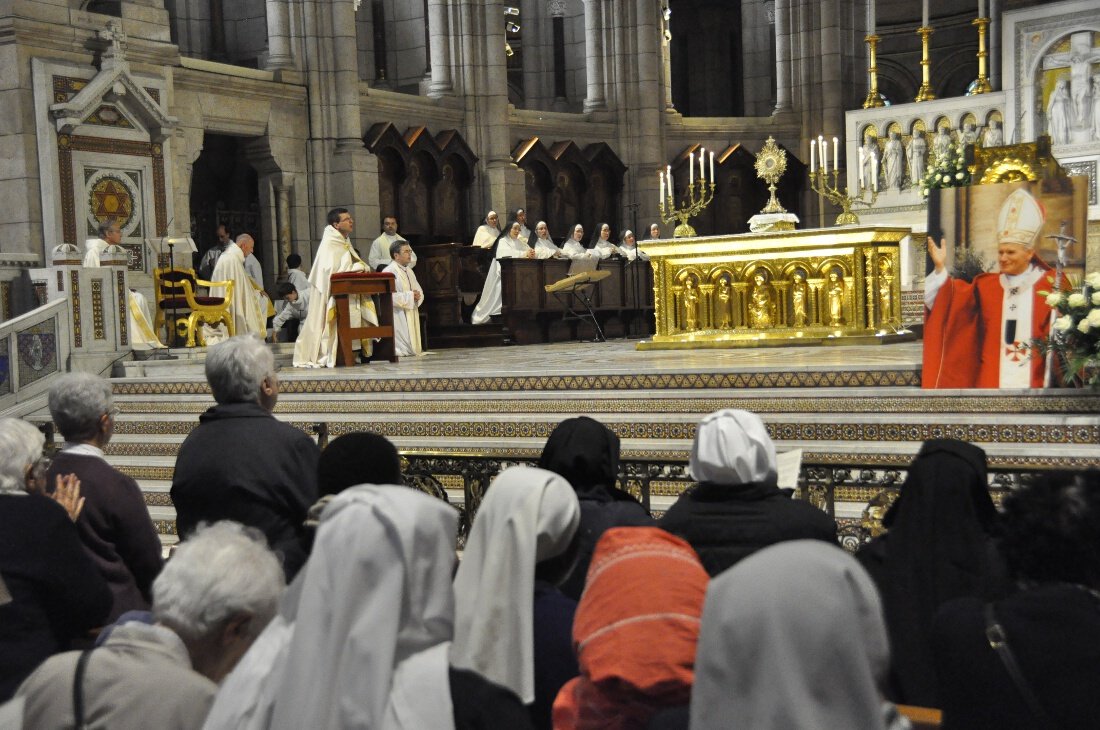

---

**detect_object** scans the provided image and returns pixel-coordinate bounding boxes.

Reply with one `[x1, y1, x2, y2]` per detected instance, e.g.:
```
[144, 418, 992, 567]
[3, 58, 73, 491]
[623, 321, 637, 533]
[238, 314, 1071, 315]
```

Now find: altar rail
[0, 298, 70, 417]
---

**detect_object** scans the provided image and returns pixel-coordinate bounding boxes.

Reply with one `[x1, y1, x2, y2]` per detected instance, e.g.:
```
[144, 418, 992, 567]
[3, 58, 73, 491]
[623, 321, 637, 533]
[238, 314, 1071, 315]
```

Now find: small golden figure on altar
[877, 256, 893, 322]
[715, 276, 733, 329]
[748, 271, 776, 329]
[682, 275, 700, 331]
[790, 270, 808, 327]
[827, 269, 846, 327]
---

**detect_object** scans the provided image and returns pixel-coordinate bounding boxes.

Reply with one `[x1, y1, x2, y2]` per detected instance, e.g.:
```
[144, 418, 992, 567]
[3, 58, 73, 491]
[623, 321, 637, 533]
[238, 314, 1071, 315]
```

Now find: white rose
[1053, 314, 1074, 332]
[1046, 292, 1064, 307]
[1088, 308, 1100, 327]
[955, 172, 964, 180]
[1068, 292, 1087, 308]
[1092, 291, 1100, 306]
[1085, 272, 1100, 288]
[941, 175, 951, 183]
[1079, 319, 1092, 335]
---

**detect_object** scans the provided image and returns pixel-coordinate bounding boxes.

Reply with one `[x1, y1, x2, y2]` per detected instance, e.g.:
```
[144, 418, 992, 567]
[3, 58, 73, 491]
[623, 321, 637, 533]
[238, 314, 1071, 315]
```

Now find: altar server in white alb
[83, 219, 164, 349]
[382, 240, 424, 357]
[471, 221, 536, 325]
[293, 208, 378, 368]
[210, 234, 267, 337]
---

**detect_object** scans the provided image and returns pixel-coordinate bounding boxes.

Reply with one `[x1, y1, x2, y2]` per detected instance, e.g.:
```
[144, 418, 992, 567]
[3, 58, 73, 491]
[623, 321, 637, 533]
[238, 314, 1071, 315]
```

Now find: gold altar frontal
[637, 226, 911, 350]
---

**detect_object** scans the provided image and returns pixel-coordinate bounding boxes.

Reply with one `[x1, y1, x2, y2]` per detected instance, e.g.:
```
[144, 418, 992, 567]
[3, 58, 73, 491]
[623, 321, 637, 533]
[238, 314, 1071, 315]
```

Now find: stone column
[332, 0, 362, 150]
[661, 3, 674, 110]
[209, 0, 227, 61]
[276, 183, 291, 277]
[428, 0, 454, 96]
[265, 0, 294, 70]
[773, 0, 792, 113]
[583, 0, 606, 111]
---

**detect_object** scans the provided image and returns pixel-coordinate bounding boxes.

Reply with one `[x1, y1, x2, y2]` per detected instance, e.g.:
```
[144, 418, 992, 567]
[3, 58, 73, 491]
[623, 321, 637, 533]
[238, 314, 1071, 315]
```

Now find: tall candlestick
[709, 151, 714, 183]
[833, 137, 839, 172]
[922, 0, 929, 28]
[667, 165, 672, 192]
[810, 139, 816, 172]
[699, 148, 705, 181]
[978, 0, 985, 17]
[822, 139, 829, 173]
[868, 0, 875, 34]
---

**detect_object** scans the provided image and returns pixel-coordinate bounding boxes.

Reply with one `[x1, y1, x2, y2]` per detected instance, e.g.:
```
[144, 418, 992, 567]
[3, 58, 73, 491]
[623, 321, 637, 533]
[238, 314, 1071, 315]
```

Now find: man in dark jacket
[171, 335, 319, 579]
[659, 409, 836, 576]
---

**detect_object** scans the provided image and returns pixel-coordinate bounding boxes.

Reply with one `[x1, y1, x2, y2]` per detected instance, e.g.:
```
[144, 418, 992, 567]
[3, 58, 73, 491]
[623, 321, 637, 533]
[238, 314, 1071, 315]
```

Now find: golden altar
[637, 226, 912, 350]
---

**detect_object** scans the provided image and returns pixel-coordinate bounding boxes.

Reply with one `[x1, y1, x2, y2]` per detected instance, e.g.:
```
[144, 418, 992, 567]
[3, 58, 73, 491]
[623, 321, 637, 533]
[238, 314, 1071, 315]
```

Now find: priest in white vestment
[83, 221, 164, 349]
[367, 215, 415, 272]
[382, 240, 424, 357]
[292, 208, 378, 368]
[530, 221, 564, 259]
[471, 211, 501, 249]
[471, 221, 536, 324]
[562, 224, 594, 260]
[211, 235, 267, 337]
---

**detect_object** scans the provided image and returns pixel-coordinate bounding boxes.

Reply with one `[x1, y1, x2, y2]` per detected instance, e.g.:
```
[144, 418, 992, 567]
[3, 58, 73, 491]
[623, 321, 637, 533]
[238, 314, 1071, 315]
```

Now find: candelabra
[808, 167, 878, 226]
[862, 34, 885, 109]
[659, 179, 715, 238]
[971, 17, 993, 94]
[915, 26, 936, 102]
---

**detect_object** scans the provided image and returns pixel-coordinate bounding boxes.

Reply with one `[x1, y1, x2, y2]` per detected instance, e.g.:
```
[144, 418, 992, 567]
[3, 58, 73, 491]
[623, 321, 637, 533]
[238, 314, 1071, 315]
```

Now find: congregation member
[198, 224, 232, 280]
[552, 527, 709, 730]
[210, 233, 268, 337]
[691, 541, 907, 730]
[293, 208, 379, 368]
[538, 416, 653, 600]
[453, 467, 580, 717]
[367, 214, 413, 272]
[618, 230, 649, 262]
[857, 438, 1008, 708]
[0, 418, 110, 700]
[46, 373, 163, 622]
[472, 210, 501, 249]
[383, 239, 425, 357]
[268, 281, 309, 343]
[589, 222, 622, 259]
[83, 219, 163, 349]
[562, 224, 593, 260]
[933, 470, 1100, 729]
[530, 221, 565, 259]
[471, 220, 536, 325]
[17, 521, 284, 729]
[171, 335, 319, 580]
[284, 253, 309, 294]
[204, 485, 533, 730]
[514, 207, 531, 240]
[924, 188, 1059, 388]
[660, 408, 837, 576]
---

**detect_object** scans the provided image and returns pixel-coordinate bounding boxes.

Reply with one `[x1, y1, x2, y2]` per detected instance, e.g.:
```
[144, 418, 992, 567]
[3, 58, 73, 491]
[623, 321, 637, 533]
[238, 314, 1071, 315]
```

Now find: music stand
[544, 259, 610, 342]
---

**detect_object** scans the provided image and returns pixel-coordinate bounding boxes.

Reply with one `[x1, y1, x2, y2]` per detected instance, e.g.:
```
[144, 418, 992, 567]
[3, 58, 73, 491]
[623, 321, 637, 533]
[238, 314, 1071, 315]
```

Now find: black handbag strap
[72, 648, 93, 729]
[983, 603, 1056, 728]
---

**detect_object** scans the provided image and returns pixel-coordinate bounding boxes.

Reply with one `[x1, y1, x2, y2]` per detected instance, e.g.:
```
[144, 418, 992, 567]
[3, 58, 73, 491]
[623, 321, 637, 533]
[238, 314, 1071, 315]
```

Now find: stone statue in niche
[983, 120, 1003, 147]
[826, 269, 845, 327]
[748, 271, 776, 329]
[932, 127, 953, 162]
[1092, 75, 1100, 141]
[860, 134, 878, 190]
[790, 270, 808, 327]
[882, 131, 904, 190]
[960, 122, 980, 147]
[715, 276, 733, 329]
[907, 132, 927, 188]
[681, 275, 700, 331]
[1048, 77, 1072, 145]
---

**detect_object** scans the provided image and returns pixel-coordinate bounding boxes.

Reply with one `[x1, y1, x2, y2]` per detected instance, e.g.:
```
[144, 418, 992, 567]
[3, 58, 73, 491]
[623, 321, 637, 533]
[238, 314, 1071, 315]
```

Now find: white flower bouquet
[1037, 271, 1100, 389]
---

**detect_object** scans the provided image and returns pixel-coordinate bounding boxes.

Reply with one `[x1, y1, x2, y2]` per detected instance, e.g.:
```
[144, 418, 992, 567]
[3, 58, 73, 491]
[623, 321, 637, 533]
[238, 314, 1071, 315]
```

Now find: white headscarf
[451, 466, 580, 704]
[202, 486, 458, 730]
[689, 408, 777, 485]
[690, 540, 890, 730]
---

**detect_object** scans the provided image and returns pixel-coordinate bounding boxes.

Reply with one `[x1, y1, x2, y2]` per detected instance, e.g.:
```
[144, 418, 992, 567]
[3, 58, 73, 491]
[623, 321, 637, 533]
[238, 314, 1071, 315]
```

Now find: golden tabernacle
[637, 226, 911, 350]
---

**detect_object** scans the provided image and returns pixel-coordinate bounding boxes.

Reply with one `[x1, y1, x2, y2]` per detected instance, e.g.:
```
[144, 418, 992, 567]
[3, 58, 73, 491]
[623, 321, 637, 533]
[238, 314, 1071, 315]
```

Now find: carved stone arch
[583, 143, 626, 238]
[937, 49, 979, 99]
[875, 57, 919, 106]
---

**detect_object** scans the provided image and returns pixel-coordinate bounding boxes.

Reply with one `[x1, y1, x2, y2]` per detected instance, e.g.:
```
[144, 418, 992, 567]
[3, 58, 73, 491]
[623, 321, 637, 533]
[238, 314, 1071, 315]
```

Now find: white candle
[810, 139, 816, 172]
[699, 148, 705, 181]
[922, 0, 929, 27]
[833, 137, 839, 172]
[868, 0, 875, 34]
[659, 171, 665, 203]
[822, 139, 829, 173]
[709, 151, 715, 183]
[689, 152, 694, 185]
[667, 165, 672, 194]
[858, 148, 865, 187]
[978, 0, 985, 17]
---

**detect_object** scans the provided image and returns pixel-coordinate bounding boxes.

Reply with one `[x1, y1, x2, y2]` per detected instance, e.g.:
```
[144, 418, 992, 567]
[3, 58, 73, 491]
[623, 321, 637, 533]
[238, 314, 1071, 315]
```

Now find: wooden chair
[153, 267, 235, 347]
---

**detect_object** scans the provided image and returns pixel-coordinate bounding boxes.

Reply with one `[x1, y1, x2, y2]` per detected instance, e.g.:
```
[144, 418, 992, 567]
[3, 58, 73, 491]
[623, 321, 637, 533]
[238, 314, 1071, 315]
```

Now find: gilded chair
[153, 267, 235, 347]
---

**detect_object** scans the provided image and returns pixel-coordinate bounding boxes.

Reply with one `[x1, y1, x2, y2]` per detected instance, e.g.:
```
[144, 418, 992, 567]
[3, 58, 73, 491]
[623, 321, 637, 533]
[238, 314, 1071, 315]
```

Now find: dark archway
[189, 133, 261, 273]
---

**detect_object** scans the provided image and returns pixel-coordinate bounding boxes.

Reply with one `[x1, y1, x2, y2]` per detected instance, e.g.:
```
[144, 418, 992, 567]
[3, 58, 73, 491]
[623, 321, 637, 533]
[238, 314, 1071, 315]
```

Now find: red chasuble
[923, 260, 1056, 389]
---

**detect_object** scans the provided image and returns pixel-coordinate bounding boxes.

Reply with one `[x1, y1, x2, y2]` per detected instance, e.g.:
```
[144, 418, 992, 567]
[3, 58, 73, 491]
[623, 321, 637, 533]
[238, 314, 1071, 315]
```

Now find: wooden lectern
[330, 271, 398, 365]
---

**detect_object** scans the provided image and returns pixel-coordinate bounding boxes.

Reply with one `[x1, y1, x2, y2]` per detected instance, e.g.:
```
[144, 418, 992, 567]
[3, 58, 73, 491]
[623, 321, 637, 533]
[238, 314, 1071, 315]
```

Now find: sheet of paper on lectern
[776, 448, 803, 490]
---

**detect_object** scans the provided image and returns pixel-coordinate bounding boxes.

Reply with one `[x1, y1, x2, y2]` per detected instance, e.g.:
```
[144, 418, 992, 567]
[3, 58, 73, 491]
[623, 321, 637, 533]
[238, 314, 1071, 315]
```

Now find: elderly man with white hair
[0, 418, 111, 701]
[46, 373, 163, 622]
[659, 409, 837, 576]
[211, 233, 269, 337]
[16, 521, 284, 729]
[171, 335, 319, 579]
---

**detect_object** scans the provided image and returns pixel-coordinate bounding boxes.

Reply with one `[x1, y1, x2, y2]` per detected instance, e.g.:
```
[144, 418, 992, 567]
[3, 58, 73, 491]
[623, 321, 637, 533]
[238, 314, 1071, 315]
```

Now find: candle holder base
[862, 90, 885, 108]
[915, 83, 936, 102]
[747, 212, 799, 233]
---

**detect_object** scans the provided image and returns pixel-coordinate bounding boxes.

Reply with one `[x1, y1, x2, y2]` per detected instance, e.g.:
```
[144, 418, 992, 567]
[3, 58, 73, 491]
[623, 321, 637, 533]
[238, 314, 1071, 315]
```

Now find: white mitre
[997, 188, 1044, 248]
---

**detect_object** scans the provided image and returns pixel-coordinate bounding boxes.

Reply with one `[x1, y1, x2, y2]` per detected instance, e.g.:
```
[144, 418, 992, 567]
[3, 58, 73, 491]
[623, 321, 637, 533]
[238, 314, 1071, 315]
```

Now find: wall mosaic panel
[16, 320, 58, 388]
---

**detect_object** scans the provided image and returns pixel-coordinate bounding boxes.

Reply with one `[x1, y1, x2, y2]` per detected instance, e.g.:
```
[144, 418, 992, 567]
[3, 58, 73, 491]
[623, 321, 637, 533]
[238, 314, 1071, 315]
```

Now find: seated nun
[471, 221, 536, 325]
